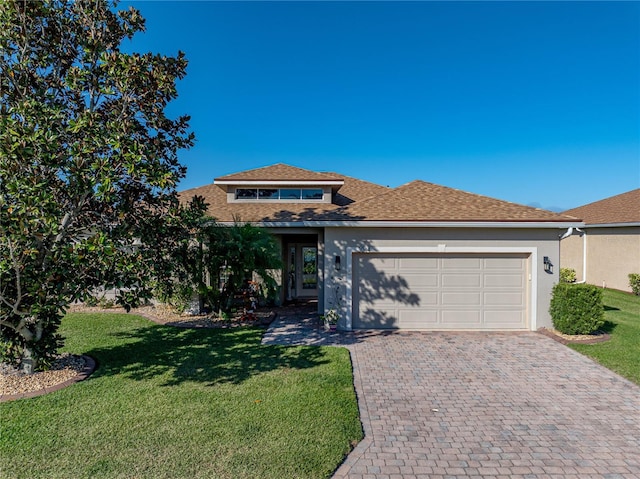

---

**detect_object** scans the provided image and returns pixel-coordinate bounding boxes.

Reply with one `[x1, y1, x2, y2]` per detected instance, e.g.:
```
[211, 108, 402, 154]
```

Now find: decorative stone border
[0, 355, 96, 403]
[537, 327, 611, 345]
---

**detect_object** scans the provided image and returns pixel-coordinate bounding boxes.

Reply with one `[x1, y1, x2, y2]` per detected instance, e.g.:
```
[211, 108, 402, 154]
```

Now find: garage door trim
[344, 246, 538, 331]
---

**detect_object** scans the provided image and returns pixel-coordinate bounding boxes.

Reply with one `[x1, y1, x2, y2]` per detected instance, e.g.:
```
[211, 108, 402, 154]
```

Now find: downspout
[560, 227, 586, 283]
[559, 227, 574, 240]
[579, 228, 586, 284]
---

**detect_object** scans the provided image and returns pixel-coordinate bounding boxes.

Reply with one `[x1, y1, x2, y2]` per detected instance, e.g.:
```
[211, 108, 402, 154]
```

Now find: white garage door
[354, 253, 529, 330]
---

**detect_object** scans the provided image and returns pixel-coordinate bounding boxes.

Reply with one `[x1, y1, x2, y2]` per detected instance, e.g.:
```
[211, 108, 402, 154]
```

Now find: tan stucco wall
[323, 227, 564, 330]
[561, 227, 640, 293]
[560, 234, 585, 280]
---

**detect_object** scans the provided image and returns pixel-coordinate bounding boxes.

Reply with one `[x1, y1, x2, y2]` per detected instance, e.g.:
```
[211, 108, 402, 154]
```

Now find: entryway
[279, 233, 321, 303]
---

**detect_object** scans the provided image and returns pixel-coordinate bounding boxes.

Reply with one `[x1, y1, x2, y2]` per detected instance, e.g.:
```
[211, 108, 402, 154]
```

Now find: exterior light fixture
[543, 256, 553, 274]
[335, 255, 341, 271]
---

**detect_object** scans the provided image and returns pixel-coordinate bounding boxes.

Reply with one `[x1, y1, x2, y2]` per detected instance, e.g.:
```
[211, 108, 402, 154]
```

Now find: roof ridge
[214, 163, 343, 182]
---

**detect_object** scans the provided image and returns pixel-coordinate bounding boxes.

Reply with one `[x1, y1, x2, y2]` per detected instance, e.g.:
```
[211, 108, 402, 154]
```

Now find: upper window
[235, 188, 324, 201]
[279, 188, 301, 200]
[235, 188, 257, 199]
[258, 189, 278, 199]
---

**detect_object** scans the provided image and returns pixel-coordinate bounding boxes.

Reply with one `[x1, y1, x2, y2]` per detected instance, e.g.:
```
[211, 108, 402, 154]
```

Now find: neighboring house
[180, 163, 580, 331]
[560, 189, 640, 293]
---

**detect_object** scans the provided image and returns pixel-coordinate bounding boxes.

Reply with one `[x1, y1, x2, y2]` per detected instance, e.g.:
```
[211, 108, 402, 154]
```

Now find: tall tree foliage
[153, 208, 282, 317]
[207, 222, 282, 313]
[0, 0, 194, 372]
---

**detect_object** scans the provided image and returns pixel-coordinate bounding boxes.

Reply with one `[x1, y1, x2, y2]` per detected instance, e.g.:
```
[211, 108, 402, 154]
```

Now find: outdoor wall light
[335, 255, 341, 271]
[543, 256, 553, 274]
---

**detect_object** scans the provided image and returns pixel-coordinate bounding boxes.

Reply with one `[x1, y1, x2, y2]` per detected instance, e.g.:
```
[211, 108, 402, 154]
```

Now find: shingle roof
[180, 165, 578, 224]
[328, 173, 390, 206]
[343, 180, 576, 222]
[214, 163, 343, 182]
[178, 174, 387, 222]
[562, 189, 640, 225]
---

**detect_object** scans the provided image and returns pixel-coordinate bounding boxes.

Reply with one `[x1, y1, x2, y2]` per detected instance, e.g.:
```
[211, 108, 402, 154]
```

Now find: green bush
[629, 273, 640, 296]
[83, 295, 99, 307]
[559, 267, 576, 283]
[549, 283, 604, 335]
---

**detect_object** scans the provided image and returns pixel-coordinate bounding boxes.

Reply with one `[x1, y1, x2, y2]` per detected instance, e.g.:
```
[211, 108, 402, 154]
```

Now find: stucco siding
[561, 227, 640, 293]
[560, 234, 585, 280]
[323, 227, 563, 330]
[586, 227, 639, 292]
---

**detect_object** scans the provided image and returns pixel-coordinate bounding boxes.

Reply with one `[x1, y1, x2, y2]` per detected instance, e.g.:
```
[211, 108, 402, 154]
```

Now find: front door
[288, 244, 318, 298]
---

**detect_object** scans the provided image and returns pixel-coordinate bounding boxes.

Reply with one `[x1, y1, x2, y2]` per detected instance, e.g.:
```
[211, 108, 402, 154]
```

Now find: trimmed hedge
[549, 283, 604, 335]
[629, 273, 640, 296]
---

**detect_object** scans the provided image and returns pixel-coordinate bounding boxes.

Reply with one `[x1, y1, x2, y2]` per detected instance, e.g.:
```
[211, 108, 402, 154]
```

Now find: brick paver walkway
[263, 307, 640, 479]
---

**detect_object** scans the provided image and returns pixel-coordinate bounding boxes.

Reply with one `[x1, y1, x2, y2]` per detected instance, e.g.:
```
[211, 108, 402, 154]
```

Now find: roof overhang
[218, 220, 585, 229]
[580, 222, 640, 228]
[214, 180, 345, 186]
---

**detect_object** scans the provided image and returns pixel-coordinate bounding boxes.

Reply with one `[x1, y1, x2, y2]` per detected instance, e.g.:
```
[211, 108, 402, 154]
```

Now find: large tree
[0, 0, 194, 372]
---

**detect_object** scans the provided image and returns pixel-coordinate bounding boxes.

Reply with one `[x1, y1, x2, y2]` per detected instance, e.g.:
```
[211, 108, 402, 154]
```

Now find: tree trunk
[20, 344, 37, 374]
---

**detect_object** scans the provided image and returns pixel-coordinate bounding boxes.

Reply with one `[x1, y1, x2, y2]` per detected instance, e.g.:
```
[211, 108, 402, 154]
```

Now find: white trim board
[344, 246, 538, 332]
[255, 221, 582, 229]
[215, 180, 344, 186]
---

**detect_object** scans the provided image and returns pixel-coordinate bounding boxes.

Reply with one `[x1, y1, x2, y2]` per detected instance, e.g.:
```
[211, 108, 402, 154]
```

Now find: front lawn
[0, 313, 362, 479]
[569, 288, 640, 385]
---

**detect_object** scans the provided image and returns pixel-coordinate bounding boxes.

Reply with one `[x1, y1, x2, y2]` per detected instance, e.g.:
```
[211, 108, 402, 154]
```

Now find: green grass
[0, 313, 362, 479]
[569, 289, 640, 385]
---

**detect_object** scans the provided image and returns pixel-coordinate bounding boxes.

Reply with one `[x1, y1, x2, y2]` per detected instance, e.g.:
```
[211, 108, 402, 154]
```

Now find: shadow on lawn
[599, 320, 617, 334]
[86, 325, 329, 387]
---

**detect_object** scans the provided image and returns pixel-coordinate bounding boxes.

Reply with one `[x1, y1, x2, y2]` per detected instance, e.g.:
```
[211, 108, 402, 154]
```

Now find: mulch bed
[68, 303, 276, 329]
[537, 327, 611, 345]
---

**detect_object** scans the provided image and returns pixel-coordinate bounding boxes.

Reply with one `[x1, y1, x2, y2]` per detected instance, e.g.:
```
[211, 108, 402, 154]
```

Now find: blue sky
[126, 1, 639, 211]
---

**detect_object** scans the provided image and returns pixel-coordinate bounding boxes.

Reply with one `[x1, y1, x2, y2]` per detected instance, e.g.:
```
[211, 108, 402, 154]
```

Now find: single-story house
[560, 189, 640, 293]
[180, 163, 581, 331]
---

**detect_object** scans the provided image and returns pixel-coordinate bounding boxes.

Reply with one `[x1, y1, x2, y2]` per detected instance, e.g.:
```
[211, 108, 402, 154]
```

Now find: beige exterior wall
[561, 226, 640, 293]
[323, 227, 564, 330]
[560, 234, 585, 281]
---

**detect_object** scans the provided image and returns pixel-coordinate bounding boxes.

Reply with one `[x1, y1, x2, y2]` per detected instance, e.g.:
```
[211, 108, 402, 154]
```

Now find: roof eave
[581, 222, 640, 228]
[214, 179, 345, 186]
[218, 220, 585, 228]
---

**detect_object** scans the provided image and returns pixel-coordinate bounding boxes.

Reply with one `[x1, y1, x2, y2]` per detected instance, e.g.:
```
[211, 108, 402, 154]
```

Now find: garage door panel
[399, 310, 439, 328]
[484, 257, 525, 269]
[398, 257, 438, 269]
[404, 273, 439, 288]
[485, 273, 524, 288]
[442, 257, 482, 269]
[484, 292, 524, 306]
[358, 307, 401, 329]
[441, 310, 482, 327]
[484, 311, 526, 328]
[442, 274, 481, 287]
[442, 292, 481, 305]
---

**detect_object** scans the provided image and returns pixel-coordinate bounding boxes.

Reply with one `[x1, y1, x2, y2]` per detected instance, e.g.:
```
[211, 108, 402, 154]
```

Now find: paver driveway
[263, 314, 640, 479]
[333, 331, 640, 478]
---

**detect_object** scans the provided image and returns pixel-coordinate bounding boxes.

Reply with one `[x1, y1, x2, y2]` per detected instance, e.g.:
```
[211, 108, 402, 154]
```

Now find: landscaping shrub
[549, 283, 604, 335]
[629, 273, 640, 296]
[559, 268, 577, 283]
